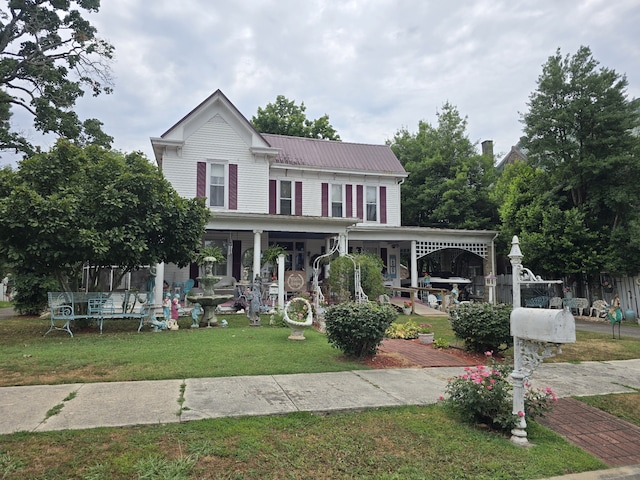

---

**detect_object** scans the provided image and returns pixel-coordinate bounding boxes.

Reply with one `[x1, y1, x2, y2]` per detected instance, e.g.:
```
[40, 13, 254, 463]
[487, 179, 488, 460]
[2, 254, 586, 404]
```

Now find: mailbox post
[508, 236, 576, 446]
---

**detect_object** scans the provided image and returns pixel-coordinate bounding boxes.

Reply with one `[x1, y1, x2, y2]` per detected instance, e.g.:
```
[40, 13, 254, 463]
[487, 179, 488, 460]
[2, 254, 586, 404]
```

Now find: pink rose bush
[439, 352, 557, 432]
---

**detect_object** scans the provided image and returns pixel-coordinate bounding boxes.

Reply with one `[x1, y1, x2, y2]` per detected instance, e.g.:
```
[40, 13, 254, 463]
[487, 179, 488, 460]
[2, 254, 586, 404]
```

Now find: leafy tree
[390, 102, 499, 229]
[0, 0, 114, 156]
[508, 46, 640, 278]
[251, 95, 341, 140]
[0, 140, 210, 299]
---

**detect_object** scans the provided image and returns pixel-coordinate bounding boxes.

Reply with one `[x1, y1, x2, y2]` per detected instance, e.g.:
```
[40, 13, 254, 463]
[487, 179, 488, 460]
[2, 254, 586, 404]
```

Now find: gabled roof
[496, 143, 528, 172]
[152, 89, 406, 176]
[262, 133, 406, 176]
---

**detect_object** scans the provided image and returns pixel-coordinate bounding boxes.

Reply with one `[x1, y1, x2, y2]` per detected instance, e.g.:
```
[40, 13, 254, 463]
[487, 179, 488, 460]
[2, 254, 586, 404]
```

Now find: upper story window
[331, 184, 343, 217]
[280, 180, 292, 215]
[197, 161, 237, 210]
[366, 186, 377, 222]
[209, 163, 225, 207]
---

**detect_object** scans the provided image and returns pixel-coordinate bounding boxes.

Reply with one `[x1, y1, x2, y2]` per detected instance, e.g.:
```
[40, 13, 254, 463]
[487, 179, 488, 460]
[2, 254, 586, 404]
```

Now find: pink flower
[518, 411, 525, 417]
[484, 350, 493, 357]
[438, 395, 444, 401]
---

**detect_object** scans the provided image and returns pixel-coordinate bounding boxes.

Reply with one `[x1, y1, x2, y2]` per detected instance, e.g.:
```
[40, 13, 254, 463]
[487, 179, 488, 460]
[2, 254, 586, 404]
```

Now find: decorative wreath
[283, 297, 314, 327]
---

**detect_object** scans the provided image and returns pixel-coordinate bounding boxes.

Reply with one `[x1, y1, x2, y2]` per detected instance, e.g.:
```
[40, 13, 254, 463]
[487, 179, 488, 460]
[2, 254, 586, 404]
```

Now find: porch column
[325, 237, 331, 279]
[338, 233, 347, 256]
[277, 253, 285, 309]
[253, 230, 262, 280]
[155, 262, 165, 309]
[411, 240, 418, 288]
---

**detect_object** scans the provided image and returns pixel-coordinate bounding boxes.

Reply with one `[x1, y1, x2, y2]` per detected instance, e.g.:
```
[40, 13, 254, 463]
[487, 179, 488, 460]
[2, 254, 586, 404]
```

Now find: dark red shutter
[356, 185, 363, 220]
[228, 164, 238, 210]
[321, 183, 328, 217]
[380, 186, 387, 224]
[196, 162, 206, 198]
[345, 184, 353, 218]
[269, 180, 277, 214]
[295, 181, 302, 216]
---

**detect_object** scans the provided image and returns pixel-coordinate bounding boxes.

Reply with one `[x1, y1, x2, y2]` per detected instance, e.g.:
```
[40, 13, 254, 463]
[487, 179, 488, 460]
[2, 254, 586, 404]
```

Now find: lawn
[0, 314, 366, 387]
[0, 406, 607, 479]
[0, 310, 637, 479]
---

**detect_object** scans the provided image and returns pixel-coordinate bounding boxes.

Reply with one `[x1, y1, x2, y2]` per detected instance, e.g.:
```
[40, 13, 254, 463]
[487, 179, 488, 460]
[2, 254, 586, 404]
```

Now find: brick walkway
[381, 339, 640, 468]
[537, 398, 640, 467]
[379, 338, 478, 367]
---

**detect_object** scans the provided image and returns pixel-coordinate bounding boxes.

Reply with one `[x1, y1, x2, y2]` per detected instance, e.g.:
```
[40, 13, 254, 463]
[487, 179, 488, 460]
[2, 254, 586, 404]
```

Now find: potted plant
[262, 244, 287, 279]
[194, 245, 225, 267]
[283, 296, 314, 341]
[402, 300, 412, 315]
[417, 323, 434, 344]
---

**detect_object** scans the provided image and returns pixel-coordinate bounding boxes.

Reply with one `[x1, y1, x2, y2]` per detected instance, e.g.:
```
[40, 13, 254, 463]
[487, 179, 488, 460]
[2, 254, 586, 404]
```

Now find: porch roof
[205, 212, 358, 234]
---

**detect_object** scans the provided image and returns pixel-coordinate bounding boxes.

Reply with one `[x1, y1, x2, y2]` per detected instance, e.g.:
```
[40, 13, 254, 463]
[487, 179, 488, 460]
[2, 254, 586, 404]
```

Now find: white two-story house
[150, 90, 498, 302]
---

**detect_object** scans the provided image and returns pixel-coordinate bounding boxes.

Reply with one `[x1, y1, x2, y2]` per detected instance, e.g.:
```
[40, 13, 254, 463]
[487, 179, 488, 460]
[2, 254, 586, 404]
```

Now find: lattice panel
[416, 241, 489, 259]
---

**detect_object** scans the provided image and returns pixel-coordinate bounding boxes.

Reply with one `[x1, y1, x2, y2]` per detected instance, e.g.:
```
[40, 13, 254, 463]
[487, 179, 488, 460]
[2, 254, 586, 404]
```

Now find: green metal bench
[46, 292, 154, 337]
[524, 296, 549, 308]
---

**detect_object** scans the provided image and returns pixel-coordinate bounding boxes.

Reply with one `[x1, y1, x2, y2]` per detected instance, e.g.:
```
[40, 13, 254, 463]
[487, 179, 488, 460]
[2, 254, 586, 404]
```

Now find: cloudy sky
[4, 0, 640, 166]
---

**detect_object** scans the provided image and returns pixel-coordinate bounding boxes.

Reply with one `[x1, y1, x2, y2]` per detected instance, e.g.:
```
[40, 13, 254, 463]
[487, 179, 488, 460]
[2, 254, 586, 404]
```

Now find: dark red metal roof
[262, 133, 406, 175]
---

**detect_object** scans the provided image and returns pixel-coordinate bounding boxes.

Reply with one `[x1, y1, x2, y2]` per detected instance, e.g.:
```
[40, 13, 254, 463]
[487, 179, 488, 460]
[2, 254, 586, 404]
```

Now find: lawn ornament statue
[171, 294, 180, 320]
[190, 302, 203, 328]
[246, 275, 262, 327]
[150, 317, 167, 332]
[163, 293, 171, 321]
[607, 294, 623, 339]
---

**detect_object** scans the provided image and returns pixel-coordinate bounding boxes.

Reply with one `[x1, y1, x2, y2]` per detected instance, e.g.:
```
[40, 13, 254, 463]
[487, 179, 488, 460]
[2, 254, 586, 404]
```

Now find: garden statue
[451, 284, 460, 304]
[146, 266, 157, 305]
[150, 316, 167, 332]
[607, 294, 623, 339]
[246, 275, 262, 326]
[162, 293, 171, 321]
[170, 294, 180, 322]
[191, 303, 203, 328]
[167, 296, 179, 330]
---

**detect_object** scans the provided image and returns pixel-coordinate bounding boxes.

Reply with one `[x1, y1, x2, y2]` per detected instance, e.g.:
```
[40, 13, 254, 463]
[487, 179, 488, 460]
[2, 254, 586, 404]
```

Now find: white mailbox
[510, 307, 576, 344]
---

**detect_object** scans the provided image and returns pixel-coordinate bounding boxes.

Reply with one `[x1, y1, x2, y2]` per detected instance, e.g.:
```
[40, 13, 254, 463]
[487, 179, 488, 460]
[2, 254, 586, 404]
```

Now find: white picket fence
[495, 274, 640, 316]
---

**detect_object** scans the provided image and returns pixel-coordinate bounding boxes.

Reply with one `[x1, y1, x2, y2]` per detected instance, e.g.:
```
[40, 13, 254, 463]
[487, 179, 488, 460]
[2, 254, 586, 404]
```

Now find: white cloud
[1, 0, 638, 167]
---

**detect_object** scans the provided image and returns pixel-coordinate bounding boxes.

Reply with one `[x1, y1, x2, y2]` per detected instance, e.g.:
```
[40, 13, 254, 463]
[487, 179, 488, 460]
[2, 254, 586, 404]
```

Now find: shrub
[324, 301, 396, 358]
[432, 337, 449, 349]
[449, 302, 513, 353]
[385, 321, 432, 339]
[440, 353, 557, 432]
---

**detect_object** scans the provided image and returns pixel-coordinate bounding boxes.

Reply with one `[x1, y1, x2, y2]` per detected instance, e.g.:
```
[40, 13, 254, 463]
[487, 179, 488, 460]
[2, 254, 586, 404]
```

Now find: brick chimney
[481, 140, 494, 158]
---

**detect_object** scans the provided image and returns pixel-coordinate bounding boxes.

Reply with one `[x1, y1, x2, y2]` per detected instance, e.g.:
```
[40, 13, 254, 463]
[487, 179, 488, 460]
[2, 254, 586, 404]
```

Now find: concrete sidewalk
[0, 360, 637, 429]
[1, 362, 639, 478]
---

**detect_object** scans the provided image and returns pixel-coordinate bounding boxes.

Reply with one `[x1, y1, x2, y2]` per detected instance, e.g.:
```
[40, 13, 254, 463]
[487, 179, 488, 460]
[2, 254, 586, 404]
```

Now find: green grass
[0, 406, 606, 479]
[575, 392, 640, 427]
[0, 314, 366, 386]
